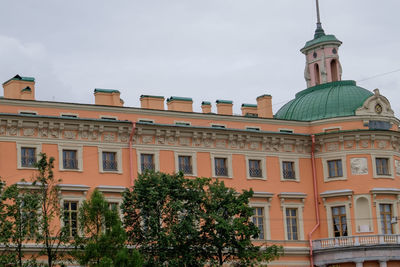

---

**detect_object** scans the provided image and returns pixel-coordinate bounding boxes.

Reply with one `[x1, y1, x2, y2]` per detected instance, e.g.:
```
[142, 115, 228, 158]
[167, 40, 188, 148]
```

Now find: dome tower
[301, 0, 342, 87]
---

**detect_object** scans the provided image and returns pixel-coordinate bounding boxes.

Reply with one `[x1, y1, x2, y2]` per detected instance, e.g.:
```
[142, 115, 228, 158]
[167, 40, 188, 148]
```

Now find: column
[379, 261, 387, 267]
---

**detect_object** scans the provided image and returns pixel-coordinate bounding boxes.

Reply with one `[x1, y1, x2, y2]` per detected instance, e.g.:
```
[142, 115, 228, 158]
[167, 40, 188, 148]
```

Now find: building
[1, 5, 400, 267]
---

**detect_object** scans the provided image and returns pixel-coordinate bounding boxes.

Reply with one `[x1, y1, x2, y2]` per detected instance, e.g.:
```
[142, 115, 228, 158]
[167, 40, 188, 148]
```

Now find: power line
[357, 68, 400, 82]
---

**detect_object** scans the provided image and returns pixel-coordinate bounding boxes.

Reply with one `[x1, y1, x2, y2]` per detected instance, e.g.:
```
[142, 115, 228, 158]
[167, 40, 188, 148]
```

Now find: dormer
[3, 74, 35, 100]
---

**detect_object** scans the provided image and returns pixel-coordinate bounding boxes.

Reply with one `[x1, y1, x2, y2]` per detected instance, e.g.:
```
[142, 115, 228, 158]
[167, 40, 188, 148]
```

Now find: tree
[0, 179, 15, 266]
[122, 171, 208, 267]
[72, 189, 142, 267]
[33, 153, 69, 267]
[1, 182, 40, 267]
[122, 171, 281, 266]
[200, 180, 281, 266]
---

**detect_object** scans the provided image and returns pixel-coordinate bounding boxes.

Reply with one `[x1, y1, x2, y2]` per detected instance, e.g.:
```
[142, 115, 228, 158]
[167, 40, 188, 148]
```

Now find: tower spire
[314, 0, 325, 38]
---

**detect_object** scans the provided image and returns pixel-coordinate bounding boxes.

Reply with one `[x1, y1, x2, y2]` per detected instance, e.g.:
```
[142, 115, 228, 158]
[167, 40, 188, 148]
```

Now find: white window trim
[325, 201, 353, 238]
[60, 194, 86, 236]
[375, 198, 399, 234]
[322, 155, 347, 182]
[136, 149, 160, 174]
[279, 157, 300, 182]
[353, 194, 374, 233]
[58, 144, 83, 172]
[16, 142, 42, 169]
[371, 155, 394, 179]
[174, 151, 197, 176]
[105, 196, 123, 218]
[250, 202, 271, 240]
[282, 204, 305, 241]
[211, 153, 233, 178]
[98, 146, 123, 174]
[245, 155, 267, 180]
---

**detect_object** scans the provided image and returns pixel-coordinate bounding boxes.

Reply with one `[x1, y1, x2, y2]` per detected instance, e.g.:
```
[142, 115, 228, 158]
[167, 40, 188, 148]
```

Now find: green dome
[275, 80, 373, 121]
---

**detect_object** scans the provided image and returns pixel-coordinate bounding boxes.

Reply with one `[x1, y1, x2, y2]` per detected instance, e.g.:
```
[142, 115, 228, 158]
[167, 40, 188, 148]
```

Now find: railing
[313, 234, 400, 250]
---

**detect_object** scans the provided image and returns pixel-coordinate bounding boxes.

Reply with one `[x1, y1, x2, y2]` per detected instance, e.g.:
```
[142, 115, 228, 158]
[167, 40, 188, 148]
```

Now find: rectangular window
[211, 124, 226, 129]
[100, 116, 117, 120]
[328, 159, 343, 178]
[286, 208, 299, 240]
[380, 204, 393, 234]
[108, 202, 119, 212]
[178, 155, 193, 174]
[252, 207, 264, 239]
[63, 150, 78, 169]
[61, 114, 78, 118]
[376, 158, 390, 175]
[102, 152, 117, 171]
[141, 154, 155, 172]
[214, 157, 228, 176]
[63, 201, 78, 237]
[249, 159, 262, 178]
[332, 206, 348, 237]
[282, 161, 296, 179]
[21, 147, 36, 167]
[246, 127, 260, 131]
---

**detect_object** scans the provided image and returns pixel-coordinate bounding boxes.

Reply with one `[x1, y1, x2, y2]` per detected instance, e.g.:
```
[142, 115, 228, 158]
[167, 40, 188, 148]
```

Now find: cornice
[96, 185, 127, 193]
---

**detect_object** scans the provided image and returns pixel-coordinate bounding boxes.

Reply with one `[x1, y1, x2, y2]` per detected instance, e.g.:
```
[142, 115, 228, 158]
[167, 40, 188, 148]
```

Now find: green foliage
[123, 171, 281, 266]
[72, 189, 142, 267]
[33, 153, 69, 267]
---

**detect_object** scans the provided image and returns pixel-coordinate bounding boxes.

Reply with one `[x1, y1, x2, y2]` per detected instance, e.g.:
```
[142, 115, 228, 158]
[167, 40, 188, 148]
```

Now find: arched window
[314, 64, 320, 85]
[330, 59, 338, 81]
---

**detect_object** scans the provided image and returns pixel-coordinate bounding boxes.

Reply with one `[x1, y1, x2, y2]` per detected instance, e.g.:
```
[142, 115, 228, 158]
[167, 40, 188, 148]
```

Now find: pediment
[356, 89, 394, 117]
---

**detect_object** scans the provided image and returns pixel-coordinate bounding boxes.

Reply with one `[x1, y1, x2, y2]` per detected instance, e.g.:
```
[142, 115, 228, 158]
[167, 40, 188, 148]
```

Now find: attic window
[138, 119, 154, 124]
[280, 129, 293, 133]
[19, 111, 37, 116]
[175, 121, 191, 126]
[246, 127, 260, 131]
[101, 116, 117, 121]
[61, 114, 78, 118]
[324, 128, 340, 133]
[211, 124, 226, 129]
[245, 113, 258, 117]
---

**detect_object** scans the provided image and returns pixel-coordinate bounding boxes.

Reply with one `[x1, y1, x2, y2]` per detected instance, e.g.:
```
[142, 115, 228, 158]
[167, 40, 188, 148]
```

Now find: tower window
[330, 59, 338, 82]
[314, 64, 320, 85]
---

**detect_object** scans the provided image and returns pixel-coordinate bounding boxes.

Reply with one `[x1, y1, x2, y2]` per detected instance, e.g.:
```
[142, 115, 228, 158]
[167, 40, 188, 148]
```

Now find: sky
[0, 0, 399, 116]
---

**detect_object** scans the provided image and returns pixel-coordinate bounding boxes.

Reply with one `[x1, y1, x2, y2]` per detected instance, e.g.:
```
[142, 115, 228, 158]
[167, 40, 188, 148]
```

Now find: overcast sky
[1, 0, 399, 116]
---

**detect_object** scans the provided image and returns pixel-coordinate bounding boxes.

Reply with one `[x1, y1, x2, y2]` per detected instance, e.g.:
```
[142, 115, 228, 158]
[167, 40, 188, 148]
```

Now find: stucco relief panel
[395, 160, 400, 176]
[351, 158, 368, 175]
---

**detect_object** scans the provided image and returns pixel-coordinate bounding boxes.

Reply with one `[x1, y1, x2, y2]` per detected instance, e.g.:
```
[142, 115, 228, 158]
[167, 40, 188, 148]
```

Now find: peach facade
[1, 21, 400, 267]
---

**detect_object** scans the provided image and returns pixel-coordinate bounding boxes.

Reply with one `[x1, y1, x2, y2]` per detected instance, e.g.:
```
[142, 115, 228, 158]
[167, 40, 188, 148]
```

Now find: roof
[300, 25, 342, 52]
[216, 100, 233, 104]
[94, 88, 120, 94]
[3, 74, 35, 85]
[275, 80, 373, 121]
[167, 96, 193, 102]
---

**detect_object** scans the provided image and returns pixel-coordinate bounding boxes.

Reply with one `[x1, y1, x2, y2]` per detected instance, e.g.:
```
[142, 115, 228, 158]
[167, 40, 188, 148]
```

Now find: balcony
[313, 234, 400, 250]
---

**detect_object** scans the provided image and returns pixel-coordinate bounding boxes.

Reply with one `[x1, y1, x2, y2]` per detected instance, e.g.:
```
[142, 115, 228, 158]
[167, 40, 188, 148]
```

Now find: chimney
[241, 104, 258, 117]
[94, 89, 124, 106]
[167, 96, 193, 112]
[201, 101, 212, 113]
[256, 94, 273, 118]
[216, 100, 233, 115]
[3, 74, 35, 100]
[140, 95, 165, 110]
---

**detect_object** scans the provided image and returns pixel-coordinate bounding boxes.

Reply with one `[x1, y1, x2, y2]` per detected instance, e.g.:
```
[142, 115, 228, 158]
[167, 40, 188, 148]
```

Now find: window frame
[16, 142, 42, 169]
[374, 198, 399, 235]
[136, 149, 159, 174]
[174, 151, 197, 176]
[58, 144, 83, 172]
[372, 155, 394, 179]
[279, 158, 300, 182]
[250, 202, 271, 240]
[285, 207, 300, 241]
[279, 195, 305, 241]
[325, 201, 352, 238]
[322, 155, 347, 182]
[245, 155, 267, 180]
[331, 205, 348, 237]
[98, 147, 122, 174]
[211, 153, 232, 178]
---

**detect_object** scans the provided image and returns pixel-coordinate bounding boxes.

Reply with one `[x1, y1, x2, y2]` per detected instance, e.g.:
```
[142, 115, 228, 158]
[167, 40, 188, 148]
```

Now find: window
[21, 147, 37, 167]
[138, 119, 154, 124]
[252, 207, 265, 240]
[178, 155, 193, 174]
[282, 161, 296, 179]
[175, 121, 191, 126]
[63, 150, 78, 169]
[61, 114, 78, 118]
[63, 201, 78, 237]
[108, 202, 119, 212]
[102, 152, 117, 171]
[332, 206, 348, 237]
[379, 204, 393, 234]
[246, 127, 260, 131]
[286, 208, 299, 240]
[214, 157, 228, 176]
[19, 111, 37, 115]
[100, 116, 117, 120]
[279, 129, 293, 133]
[141, 154, 155, 172]
[328, 159, 343, 178]
[376, 158, 390, 175]
[249, 159, 262, 178]
[211, 124, 226, 129]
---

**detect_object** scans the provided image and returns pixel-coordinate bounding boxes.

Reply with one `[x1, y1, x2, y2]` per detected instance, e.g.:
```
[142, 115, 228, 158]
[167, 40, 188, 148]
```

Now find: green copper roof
[201, 101, 211, 105]
[167, 96, 193, 102]
[275, 80, 373, 121]
[140, 95, 164, 99]
[94, 88, 120, 94]
[3, 74, 35, 85]
[301, 34, 342, 52]
[241, 103, 257, 108]
[216, 100, 233, 104]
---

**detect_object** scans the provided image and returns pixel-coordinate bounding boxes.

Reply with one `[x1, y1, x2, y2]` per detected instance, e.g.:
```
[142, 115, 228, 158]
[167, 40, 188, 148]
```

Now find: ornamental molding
[0, 116, 131, 144]
[356, 89, 394, 117]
